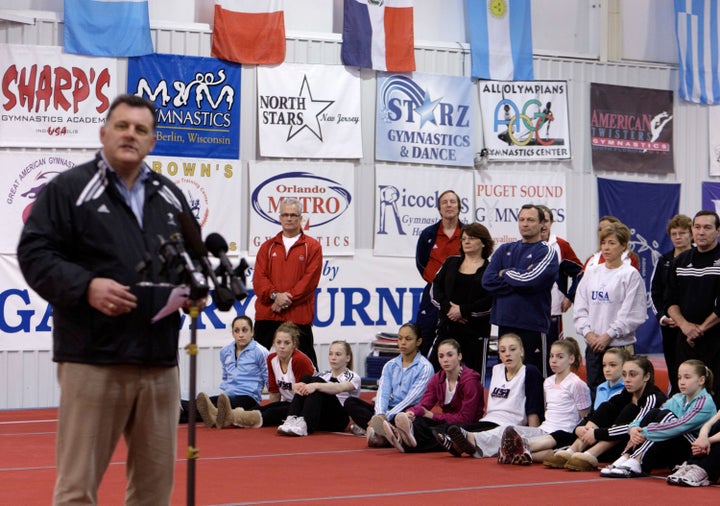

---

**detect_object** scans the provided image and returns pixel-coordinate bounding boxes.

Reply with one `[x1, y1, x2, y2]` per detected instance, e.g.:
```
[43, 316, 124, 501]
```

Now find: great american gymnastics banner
[127, 53, 241, 159]
[478, 80, 570, 161]
[597, 177, 680, 353]
[375, 72, 475, 167]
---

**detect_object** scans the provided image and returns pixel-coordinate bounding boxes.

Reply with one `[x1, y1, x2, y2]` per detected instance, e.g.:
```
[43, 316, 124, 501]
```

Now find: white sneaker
[678, 464, 711, 487]
[600, 454, 630, 476]
[288, 416, 308, 436]
[277, 415, 298, 435]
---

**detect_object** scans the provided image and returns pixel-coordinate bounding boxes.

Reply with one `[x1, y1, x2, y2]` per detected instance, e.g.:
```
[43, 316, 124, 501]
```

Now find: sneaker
[601, 457, 642, 478]
[277, 415, 299, 435]
[543, 449, 572, 469]
[677, 464, 711, 487]
[382, 420, 405, 453]
[511, 436, 533, 466]
[349, 423, 366, 437]
[367, 427, 389, 448]
[564, 452, 598, 472]
[498, 426, 525, 465]
[369, 414, 387, 439]
[432, 428, 462, 457]
[600, 454, 630, 476]
[448, 425, 482, 457]
[667, 462, 690, 485]
[287, 416, 308, 437]
[394, 413, 417, 448]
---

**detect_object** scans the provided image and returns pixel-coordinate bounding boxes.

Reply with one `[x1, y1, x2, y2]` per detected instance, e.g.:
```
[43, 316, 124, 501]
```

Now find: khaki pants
[53, 363, 179, 506]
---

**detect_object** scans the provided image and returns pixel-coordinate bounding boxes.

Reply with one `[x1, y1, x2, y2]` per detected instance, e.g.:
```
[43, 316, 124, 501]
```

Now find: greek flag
[675, 0, 720, 104]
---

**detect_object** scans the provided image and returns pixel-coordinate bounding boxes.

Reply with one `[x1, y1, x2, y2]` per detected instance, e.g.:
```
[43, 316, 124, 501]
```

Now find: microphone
[158, 232, 209, 301]
[177, 213, 235, 311]
[205, 232, 248, 301]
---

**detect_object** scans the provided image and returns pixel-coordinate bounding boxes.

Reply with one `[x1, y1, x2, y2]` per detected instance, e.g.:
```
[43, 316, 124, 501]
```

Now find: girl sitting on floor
[382, 339, 485, 453]
[600, 359, 716, 478]
[667, 408, 720, 486]
[276, 340, 361, 437]
[344, 322, 434, 447]
[592, 347, 627, 410]
[216, 321, 315, 429]
[543, 354, 666, 471]
[445, 338, 590, 464]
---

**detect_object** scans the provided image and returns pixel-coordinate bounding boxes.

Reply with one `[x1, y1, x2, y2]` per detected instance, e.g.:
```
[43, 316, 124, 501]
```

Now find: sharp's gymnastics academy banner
[478, 80, 570, 161]
[146, 156, 242, 248]
[373, 164, 474, 257]
[0, 151, 88, 254]
[597, 177, 680, 353]
[376, 72, 475, 167]
[591, 83, 674, 174]
[702, 181, 720, 214]
[0, 44, 117, 148]
[248, 162, 355, 256]
[474, 170, 567, 246]
[127, 53, 241, 159]
[257, 64, 362, 158]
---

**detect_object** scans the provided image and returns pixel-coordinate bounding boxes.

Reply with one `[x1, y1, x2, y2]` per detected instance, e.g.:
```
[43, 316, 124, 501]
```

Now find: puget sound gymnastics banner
[597, 177, 680, 353]
[375, 72, 475, 167]
[257, 63, 363, 159]
[127, 53, 241, 159]
[478, 80, 571, 161]
[0, 44, 117, 148]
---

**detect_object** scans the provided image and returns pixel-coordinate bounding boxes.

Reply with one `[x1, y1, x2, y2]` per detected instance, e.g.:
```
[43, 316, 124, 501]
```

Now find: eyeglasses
[670, 231, 690, 237]
[280, 213, 300, 219]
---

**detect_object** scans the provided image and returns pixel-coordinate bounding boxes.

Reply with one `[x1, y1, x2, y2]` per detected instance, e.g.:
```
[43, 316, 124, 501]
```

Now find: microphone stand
[185, 302, 201, 506]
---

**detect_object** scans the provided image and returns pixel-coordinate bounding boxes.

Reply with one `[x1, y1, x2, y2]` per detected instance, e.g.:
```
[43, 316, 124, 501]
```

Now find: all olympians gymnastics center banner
[0, 44, 117, 148]
[478, 80, 571, 161]
[375, 72, 476, 167]
[127, 53, 241, 159]
[590, 83, 674, 174]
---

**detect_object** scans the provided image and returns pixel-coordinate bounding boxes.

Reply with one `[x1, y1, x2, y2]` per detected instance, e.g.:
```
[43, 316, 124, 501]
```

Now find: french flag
[212, 0, 285, 65]
[64, 0, 153, 57]
[467, 0, 534, 81]
[341, 0, 415, 72]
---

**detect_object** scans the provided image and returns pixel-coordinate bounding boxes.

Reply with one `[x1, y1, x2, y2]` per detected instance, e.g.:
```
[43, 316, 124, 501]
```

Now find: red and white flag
[212, 0, 285, 64]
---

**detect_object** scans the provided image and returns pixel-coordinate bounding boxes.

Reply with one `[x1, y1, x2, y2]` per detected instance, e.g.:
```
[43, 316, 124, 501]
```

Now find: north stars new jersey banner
[127, 53, 241, 159]
[597, 177, 680, 353]
[478, 80, 570, 161]
[257, 64, 362, 158]
[376, 72, 475, 167]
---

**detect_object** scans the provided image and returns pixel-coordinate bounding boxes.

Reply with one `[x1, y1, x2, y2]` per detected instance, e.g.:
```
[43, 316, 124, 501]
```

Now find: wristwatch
[270, 291, 278, 301]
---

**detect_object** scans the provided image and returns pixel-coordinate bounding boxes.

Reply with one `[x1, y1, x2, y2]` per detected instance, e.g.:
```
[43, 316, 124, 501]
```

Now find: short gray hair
[280, 197, 303, 215]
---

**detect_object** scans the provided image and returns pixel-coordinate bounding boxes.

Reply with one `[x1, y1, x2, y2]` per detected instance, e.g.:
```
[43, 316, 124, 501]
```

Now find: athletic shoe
[543, 449, 572, 469]
[677, 464, 711, 487]
[601, 457, 642, 478]
[511, 437, 533, 466]
[195, 392, 217, 428]
[600, 455, 631, 476]
[382, 420, 405, 453]
[368, 415, 387, 439]
[432, 429, 462, 457]
[394, 413, 417, 448]
[498, 426, 525, 464]
[667, 463, 690, 485]
[349, 423, 366, 437]
[448, 425, 482, 457]
[564, 452, 598, 472]
[287, 416, 308, 437]
[366, 427, 389, 448]
[277, 415, 299, 435]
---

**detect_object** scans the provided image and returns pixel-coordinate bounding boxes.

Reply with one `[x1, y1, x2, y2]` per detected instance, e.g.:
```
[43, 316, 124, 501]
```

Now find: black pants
[259, 400, 291, 427]
[629, 408, 692, 472]
[343, 396, 375, 429]
[687, 419, 720, 482]
[416, 283, 439, 357]
[178, 394, 259, 424]
[254, 319, 318, 367]
[286, 375, 349, 433]
[661, 325, 681, 395]
[402, 417, 447, 453]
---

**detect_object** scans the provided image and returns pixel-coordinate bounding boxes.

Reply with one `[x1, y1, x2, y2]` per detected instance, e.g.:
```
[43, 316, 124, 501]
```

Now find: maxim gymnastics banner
[474, 170, 567, 246]
[0, 44, 117, 148]
[127, 53, 241, 159]
[0, 151, 89, 254]
[597, 177, 680, 353]
[248, 161, 355, 256]
[375, 72, 475, 167]
[257, 63, 362, 158]
[146, 156, 242, 249]
[591, 83, 674, 174]
[373, 164, 474, 257]
[478, 80, 571, 161]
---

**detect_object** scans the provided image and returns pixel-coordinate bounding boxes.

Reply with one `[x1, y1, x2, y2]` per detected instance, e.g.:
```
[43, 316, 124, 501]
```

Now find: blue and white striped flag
[675, 0, 720, 104]
[64, 0, 153, 57]
[467, 0, 534, 81]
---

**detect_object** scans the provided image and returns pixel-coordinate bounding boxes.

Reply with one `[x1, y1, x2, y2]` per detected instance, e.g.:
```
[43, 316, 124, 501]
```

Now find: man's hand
[88, 278, 137, 316]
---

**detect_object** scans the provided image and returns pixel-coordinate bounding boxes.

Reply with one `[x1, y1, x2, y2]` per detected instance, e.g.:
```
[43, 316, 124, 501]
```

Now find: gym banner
[257, 63, 362, 158]
[708, 108, 720, 176]
[0, 44, 117, 148]
[248, 161, 355, 256]
[146, 156, 242, 249]
[702, 181, 720, 213]
[473, 170, 567, 245]
[376, 72, 475, 167]
[478, 80, 571, 161]
[597, 177, 680, 353]
[0, 151, 89, 254]
[591, 83, 674, 174]
[373, 164, 474, 257]
[127, 53, 241, 159]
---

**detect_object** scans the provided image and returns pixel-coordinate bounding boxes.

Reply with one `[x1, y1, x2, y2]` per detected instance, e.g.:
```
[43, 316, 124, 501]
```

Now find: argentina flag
[64, 0, 153, 57]
[467, 0, 534, 81]
[675, 0, 720, 104]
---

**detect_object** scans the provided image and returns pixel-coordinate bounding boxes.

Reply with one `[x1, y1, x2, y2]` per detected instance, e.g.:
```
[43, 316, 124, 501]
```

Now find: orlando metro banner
[127, 53, 241, 159]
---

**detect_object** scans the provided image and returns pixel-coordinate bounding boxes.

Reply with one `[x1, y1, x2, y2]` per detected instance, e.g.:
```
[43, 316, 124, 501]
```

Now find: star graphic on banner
[287, 75, 335, 141]
[414, 91, 443, 128]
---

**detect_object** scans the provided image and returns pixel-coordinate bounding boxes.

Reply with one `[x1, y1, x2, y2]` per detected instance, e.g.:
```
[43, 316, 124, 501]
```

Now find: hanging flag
[341, 0, 415, 72]
[64, 0, 153, 57]
[674, 0, 720, 104]
[212, 0, 285, 65]
[467, 0, 533, 81]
